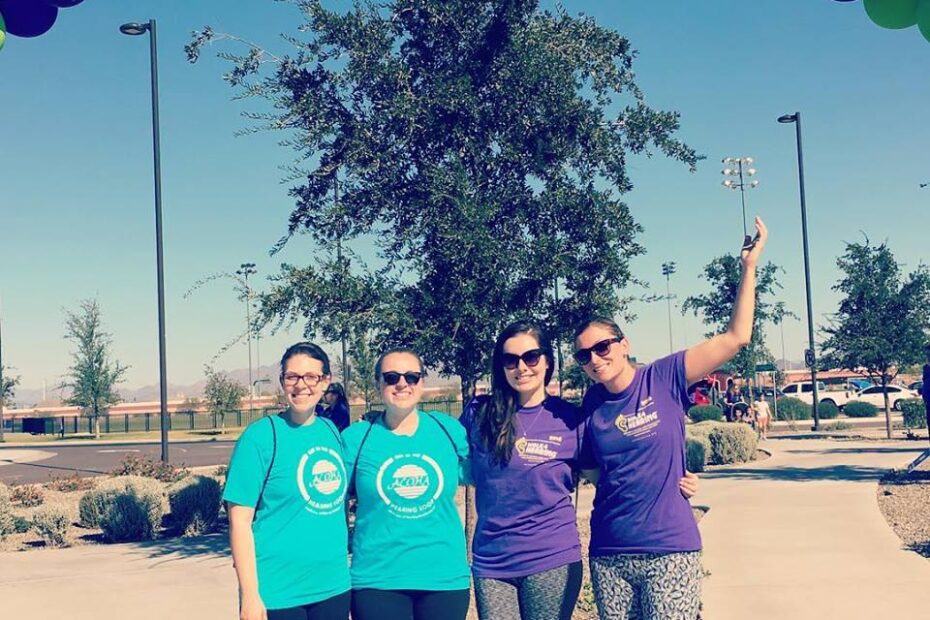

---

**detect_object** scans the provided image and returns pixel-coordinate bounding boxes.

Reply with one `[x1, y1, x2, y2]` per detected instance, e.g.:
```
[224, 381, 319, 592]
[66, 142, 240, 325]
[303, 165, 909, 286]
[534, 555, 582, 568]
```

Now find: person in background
[320, 383, 351, 431]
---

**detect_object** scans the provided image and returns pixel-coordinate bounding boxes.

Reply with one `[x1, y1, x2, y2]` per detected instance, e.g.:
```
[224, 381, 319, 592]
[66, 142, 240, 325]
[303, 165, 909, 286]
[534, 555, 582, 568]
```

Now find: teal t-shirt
[342, 410, 471, 591]
[223, 413, 350, 610]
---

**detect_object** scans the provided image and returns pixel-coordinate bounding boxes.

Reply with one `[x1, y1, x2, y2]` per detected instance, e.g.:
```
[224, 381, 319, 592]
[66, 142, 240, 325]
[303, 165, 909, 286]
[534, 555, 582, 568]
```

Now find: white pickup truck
[781, 381, 855, 408]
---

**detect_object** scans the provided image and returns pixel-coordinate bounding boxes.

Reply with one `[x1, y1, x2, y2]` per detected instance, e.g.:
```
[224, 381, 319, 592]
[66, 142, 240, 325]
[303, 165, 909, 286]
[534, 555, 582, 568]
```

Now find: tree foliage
[682, 256, 785, 379]
[819, 239, 930, 437]
[1, 365, 19, 408]
[61, 300, 128, 438]
[203, 367, 248, 432]
[187, 0, 700, 399]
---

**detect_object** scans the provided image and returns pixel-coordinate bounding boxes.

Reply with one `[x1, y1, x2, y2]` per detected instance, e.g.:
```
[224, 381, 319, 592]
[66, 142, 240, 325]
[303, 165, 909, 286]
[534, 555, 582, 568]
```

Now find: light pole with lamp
[120, 19, 170, 461]
[661, 262, 676, 355]
[721, 157, 759, 238]
[236, 262, 257, 414]
[778, 111, 820, 431]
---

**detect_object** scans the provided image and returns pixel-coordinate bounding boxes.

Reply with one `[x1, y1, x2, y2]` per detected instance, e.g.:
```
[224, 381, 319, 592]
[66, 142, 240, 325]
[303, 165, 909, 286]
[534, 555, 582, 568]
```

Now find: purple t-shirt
[460, 395, 584, 578]
[578, 351, 702, 556]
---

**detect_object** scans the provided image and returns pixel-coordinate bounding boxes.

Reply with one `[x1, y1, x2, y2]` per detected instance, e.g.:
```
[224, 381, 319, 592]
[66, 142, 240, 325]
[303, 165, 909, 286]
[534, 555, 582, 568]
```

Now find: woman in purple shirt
[574, 217, 768, 620]
[460, 320, 697, 620]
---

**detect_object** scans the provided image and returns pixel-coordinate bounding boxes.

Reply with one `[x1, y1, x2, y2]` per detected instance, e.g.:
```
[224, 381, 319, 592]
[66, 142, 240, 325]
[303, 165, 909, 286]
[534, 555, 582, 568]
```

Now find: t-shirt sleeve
[653, 351, 691, 412]
[222, 419, 272, 507]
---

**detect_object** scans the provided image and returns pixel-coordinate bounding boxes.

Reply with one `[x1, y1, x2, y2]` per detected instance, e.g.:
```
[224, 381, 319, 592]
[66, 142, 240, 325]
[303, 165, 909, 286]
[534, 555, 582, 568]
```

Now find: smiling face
[501, 332, 548, 402]
[377, 352, 424, 414]
[280, 354, 331, 416]
[575, 323, 631, 388]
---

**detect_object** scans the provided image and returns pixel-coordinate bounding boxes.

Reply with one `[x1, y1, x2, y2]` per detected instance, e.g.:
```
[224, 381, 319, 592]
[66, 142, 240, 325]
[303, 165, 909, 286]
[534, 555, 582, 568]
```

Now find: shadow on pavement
[783, 446, 926, 456]
[702, 465, 890, 482]
[130, 529, 231, 565]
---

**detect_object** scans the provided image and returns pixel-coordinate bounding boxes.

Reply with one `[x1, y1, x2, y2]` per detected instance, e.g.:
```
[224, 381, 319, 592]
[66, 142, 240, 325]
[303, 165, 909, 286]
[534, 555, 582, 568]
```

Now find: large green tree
[683, 255, 784, 382]
[187, 0, 700, 402]
[820, 240, 930, 438]
[61, 300, 129, 439]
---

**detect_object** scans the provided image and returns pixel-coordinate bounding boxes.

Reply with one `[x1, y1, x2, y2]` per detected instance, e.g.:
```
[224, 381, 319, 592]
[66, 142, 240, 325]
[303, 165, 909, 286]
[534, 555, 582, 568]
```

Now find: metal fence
[2, 399, 464, 436]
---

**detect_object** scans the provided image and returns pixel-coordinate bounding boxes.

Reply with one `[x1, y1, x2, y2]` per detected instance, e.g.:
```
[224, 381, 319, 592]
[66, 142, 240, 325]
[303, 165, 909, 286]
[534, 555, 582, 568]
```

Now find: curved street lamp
[778, 111, 820, 431]
[121, 19, 170, 460]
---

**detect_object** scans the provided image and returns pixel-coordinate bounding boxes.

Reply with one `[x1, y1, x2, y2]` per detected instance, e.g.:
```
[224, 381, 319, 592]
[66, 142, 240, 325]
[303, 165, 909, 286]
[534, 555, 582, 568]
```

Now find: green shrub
[775, 397, 812, 421]
[0, 482, 13, 539]
[98, 477, 166, 542]
[900, 399, 927, 429]
[688, 405, 724, 423]
[844, 401, 878, 418]
[79, 476, 166, 530]
[685, 437, 708, 473]
[111, 454, 189, 483]
[707, 424, 758, 465]
[168, 475, 222, 536]
[817, 401, 839, 420]
[12, 515, 32, 534]
[32, 505, 70, 547]
[11, 484, 45, 507]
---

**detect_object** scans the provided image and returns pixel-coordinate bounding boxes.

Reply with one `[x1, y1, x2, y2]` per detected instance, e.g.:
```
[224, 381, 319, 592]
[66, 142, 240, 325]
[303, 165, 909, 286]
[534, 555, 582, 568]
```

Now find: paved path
[0, 440, 235, 484]
[699, 438, 930, 619]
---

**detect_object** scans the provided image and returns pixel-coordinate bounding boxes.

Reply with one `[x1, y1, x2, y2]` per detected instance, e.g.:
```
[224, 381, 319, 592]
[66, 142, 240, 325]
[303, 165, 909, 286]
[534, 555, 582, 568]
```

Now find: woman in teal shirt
[224, 342, 350, 620]
[342, 347, 471, 620]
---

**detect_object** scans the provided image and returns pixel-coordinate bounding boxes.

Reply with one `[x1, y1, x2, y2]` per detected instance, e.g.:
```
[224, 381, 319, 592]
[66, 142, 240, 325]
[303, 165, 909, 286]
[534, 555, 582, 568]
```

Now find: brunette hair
[279, 342, 331, 377]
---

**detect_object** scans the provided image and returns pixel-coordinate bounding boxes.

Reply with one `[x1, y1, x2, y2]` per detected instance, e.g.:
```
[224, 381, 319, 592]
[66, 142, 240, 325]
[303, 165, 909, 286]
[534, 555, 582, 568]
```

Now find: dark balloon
[46, 0, 85, 7]
[0, 0, 59, 38]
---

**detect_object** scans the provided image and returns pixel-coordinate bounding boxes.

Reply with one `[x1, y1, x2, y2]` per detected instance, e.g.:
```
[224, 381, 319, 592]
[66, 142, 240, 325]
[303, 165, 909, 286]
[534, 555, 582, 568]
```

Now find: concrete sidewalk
[700, 438, 930, 619]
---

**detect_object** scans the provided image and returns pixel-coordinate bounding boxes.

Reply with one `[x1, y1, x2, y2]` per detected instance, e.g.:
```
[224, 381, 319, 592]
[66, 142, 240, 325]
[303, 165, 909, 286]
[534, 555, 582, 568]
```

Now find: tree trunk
[461, 375, 477, 564]
[882, 375, 892, 440]
[93, 409, 101, 440]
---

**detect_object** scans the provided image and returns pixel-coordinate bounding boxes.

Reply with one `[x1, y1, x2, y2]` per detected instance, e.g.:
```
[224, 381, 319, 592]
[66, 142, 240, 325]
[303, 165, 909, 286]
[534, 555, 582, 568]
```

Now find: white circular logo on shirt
[375, 453, 444, 519]
[296, 447, 347, 515]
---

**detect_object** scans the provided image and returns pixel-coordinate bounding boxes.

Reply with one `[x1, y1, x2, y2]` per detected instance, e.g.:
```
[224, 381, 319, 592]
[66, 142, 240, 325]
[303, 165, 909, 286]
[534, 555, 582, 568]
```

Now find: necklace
[519, 400, 546, 439]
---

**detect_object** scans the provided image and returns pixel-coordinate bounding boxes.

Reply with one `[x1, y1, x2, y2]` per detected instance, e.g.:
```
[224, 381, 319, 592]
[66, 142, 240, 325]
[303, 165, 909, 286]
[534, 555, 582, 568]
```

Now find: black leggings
[266, 590, 350, 620]
[351, 588, 470, 620]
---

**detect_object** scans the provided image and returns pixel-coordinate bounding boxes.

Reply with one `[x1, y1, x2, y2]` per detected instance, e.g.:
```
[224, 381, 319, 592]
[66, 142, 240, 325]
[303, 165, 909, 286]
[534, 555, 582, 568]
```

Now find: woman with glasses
[342, 348, 471, 620]
[460, 320, 697, 620]
[573, 217, 768, 620]
[320, 383, 351, 431]
[223, 342, 350, 620]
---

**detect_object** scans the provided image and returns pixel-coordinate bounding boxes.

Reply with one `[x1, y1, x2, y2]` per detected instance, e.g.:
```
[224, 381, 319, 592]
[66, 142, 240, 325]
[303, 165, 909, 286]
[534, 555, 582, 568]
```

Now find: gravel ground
[877, 451, 930, 559]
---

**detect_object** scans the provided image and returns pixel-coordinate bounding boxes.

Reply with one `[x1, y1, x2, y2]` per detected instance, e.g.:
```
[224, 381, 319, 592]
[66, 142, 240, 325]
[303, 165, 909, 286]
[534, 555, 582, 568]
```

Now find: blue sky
[1, 0, 927, 397]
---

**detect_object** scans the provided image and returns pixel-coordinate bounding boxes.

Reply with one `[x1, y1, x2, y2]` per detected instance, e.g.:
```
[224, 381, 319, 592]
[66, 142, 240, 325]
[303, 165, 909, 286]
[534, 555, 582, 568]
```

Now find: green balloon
[864, 0, 919, 29]
[919, 1, 930, 43]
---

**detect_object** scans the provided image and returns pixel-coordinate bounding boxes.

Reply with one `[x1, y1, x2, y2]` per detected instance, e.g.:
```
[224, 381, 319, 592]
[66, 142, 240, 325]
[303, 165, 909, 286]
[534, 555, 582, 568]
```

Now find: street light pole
[237, 262, 257, 416]
[722, 157, 759, 238]
[778, 111, 820, 430]
[121, 19, 170, 461]
[661, 262, 677, 354]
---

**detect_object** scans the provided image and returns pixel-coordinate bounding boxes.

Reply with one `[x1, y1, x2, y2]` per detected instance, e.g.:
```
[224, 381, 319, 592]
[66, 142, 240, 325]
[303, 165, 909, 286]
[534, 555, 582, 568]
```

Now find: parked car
[846, 378, 872, 391]
[781, 381, 828, 405]
[852, 385, 920, 411]
[908, 380, 924, 394]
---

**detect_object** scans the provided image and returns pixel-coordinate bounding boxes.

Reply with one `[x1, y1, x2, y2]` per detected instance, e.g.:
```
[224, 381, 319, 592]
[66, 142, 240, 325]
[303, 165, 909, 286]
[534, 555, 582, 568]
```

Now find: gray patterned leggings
[473, 561, 583, 620]
[589, 552, 702, 620]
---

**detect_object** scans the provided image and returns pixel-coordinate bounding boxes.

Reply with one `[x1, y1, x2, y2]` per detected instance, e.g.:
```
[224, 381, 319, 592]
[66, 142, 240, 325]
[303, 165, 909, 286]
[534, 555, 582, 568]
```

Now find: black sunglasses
[502, 349, 544, 370]
[573, 337, 623, 365]
[381, 371, 423, 386]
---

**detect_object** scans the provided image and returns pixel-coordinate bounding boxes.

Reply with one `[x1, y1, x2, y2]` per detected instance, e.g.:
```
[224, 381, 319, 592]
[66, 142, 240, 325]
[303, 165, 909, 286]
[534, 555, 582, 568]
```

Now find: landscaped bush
[900, 399, 927, 429]
[817, 401, 839, 420]
[11, 484, 45, 507]
[168, 475, 222, 536]
[98, 477, 166, 542]
[688, 405, 724, 423]
[774, 397, 812, 421]
[31, 505, 70, 547]
[79, 476, 166, 530]
[685, 437, 708, 473]
[111, 454, 189, 483]
[0, 482, 14, 540]
[47, 473, 97, 493]
[844, 401, 879, 418]
[707, 423, 758, 465]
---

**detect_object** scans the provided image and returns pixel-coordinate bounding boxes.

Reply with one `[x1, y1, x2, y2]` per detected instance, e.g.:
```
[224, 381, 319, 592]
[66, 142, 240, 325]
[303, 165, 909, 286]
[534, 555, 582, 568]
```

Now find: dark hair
[476, 320, 554, 466]
[280, 342, 331, 378]
[374, 348, 426, 383]
[573, 316, 624, 342]
[325, 382, 349, 408]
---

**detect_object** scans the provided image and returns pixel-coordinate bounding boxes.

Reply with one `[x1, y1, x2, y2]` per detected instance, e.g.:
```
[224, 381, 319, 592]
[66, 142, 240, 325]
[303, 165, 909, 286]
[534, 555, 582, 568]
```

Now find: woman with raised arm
[343, 348, 471, 620]
[224, 342, 350, 620]
[574, 217, 768, 620]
